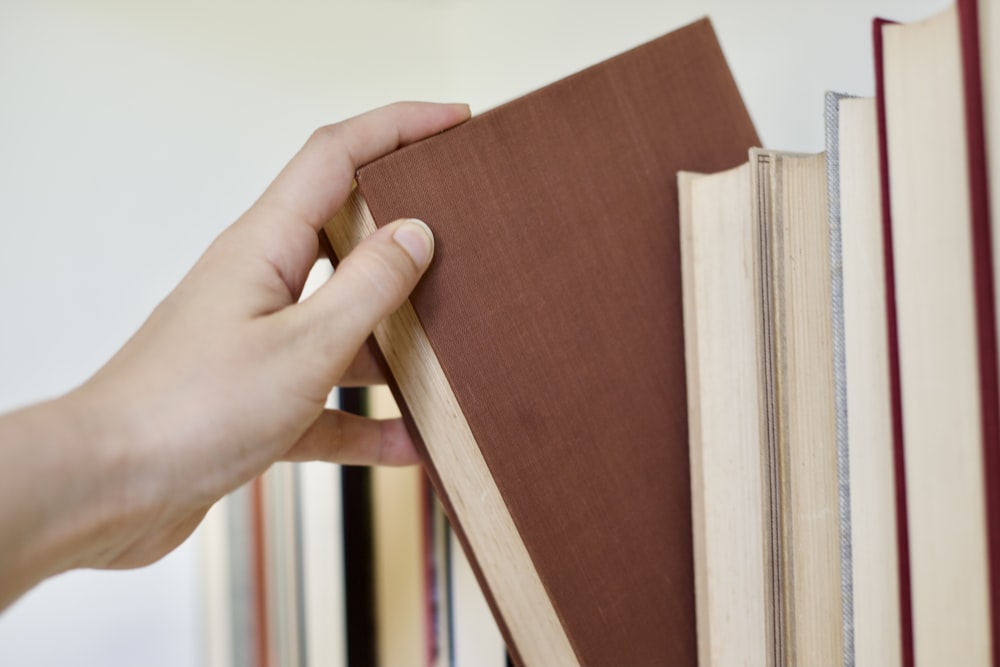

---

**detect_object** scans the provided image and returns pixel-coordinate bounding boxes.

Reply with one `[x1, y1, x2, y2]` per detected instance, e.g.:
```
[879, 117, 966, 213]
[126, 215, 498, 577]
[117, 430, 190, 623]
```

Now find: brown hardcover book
[324, 18, 758, 666]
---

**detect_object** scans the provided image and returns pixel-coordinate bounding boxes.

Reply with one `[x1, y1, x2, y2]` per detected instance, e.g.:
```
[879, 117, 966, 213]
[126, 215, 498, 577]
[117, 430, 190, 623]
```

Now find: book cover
[872, 17, 915, 667]
[678, 162, 771, 667]
[958, 2, 1000, 659]
[877, 5, 996, 664]
[835, 93, 902, 667]
[325, 18, 758, 666]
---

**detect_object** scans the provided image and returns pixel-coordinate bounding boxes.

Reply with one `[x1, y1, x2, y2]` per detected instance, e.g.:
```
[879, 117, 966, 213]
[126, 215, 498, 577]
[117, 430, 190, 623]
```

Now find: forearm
[0, 391, 126, 609]
[0, 102, 462, 613]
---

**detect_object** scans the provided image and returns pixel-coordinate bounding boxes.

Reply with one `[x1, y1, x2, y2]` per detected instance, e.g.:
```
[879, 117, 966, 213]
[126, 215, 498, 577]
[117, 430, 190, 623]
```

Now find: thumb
[295, 218, 434, 363]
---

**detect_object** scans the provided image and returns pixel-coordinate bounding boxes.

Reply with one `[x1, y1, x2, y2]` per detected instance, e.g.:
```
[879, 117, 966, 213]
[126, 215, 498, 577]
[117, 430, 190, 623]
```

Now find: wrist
[0, 386, 155, 608]
[57, 381, 168, 567]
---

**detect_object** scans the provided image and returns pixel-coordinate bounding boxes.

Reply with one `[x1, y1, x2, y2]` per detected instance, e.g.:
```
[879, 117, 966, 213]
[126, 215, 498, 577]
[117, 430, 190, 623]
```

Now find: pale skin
[0, 101, 471, 611]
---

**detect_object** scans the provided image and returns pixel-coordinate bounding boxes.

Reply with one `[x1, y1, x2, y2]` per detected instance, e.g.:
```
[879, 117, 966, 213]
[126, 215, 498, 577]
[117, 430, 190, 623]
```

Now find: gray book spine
[825, 90, 855, 667]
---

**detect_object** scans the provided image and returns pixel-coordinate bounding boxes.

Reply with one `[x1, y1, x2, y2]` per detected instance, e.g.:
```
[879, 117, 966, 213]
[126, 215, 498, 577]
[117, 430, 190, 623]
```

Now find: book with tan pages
[834, 94, 903, 667]
[678, 161, 770, 667]
[323, 18, 758, 666]
[679, 148, 844, 667]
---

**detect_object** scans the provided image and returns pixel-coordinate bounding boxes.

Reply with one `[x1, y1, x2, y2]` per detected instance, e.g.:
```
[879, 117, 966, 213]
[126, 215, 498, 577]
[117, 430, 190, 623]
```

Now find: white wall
[0, 0, 946, 664]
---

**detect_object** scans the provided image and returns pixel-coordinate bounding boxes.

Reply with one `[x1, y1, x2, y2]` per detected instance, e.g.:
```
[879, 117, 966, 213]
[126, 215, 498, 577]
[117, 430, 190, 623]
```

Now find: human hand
[0, 102, 469, 593]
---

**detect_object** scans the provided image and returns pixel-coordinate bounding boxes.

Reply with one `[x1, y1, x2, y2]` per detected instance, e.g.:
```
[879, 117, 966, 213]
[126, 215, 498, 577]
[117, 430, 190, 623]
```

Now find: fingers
[256, 102, 470, 233]
[226, 101, 464, 310]
[289, 217, 434, 365]
[340, 342, 387, 387]
[283, 410, 420, 466]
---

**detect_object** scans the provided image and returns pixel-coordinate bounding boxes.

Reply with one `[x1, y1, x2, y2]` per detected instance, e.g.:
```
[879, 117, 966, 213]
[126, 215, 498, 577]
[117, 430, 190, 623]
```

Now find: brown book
[324, 18, 758, 666]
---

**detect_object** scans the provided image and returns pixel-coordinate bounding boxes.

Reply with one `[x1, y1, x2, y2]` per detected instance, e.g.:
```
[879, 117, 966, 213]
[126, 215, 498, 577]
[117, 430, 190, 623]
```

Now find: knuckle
[306, 123, 357, 181]
[308, 123, 343, 148]
[348, 241, 417, 303]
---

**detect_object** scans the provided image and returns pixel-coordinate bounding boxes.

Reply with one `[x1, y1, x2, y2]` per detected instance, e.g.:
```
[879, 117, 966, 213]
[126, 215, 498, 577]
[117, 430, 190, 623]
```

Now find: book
[198, 479, 280, 667]
[261, 462, 307, 667]
[323, 17, 759, 666]
[426, 495, 453, 667]
[367, 386, 437, 667]
[339, 389, 378, 667]
[298, 461, 348, 667]
[677, 162, 770, 667]
[960, 3, 1000, 662]
[876, 3, 1000, 663]
[980, 0, 1000, 342]
[751, 147, 842, 667]
[679, 148, 843, 667]
[822, 92, 854, 667]
[834, 94, 902, 667]
[448, 523, 507, 667]
[200, 491, 236, 667]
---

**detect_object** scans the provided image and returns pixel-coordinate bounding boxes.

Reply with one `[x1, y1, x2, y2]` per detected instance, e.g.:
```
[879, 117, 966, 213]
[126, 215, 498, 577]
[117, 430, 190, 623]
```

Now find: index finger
[256, 102, 471, 232]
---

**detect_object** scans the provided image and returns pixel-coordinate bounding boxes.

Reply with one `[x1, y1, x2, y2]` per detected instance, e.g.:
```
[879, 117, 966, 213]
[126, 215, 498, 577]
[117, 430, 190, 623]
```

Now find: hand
[0, 101, 470, 606]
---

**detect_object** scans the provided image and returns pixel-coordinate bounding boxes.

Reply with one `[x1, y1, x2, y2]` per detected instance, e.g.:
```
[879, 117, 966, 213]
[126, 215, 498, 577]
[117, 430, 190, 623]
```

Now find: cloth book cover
[324, 18, 758, 666]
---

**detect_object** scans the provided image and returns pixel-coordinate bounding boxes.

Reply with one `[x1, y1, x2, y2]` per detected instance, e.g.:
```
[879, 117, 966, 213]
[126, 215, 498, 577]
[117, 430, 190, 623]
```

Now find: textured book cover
[325, 18, 758, 666]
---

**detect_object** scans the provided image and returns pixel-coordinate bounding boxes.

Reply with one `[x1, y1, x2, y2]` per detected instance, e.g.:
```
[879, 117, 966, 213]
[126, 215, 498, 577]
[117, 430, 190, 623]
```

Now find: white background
[0, 0, 947, 664]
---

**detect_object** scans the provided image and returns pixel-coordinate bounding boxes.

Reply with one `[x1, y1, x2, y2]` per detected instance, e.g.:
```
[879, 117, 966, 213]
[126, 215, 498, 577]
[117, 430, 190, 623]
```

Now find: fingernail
[393, 219, 434, 268]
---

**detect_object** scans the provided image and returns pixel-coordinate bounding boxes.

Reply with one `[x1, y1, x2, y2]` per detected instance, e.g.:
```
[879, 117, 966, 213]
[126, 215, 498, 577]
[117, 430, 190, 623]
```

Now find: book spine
[872, 18, 914, 667]
[824, 90, 856, 667]
[340, 388, 378, 667]
[250, 476, 270, 667]
[362, 335, 525, 667]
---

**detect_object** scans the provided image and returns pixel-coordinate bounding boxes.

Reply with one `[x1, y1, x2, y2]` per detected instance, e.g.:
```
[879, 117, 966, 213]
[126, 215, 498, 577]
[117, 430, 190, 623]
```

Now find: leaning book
[323, 17, 757, 667]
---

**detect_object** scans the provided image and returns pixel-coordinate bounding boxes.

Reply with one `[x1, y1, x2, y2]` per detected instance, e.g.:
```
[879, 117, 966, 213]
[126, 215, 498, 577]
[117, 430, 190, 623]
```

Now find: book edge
[957, 2, 1000, 662]
[873, 17, 916, 667]
[356, 17, 758, 183]
[824, 89, 857, 667]
[323, 190, 580, 667]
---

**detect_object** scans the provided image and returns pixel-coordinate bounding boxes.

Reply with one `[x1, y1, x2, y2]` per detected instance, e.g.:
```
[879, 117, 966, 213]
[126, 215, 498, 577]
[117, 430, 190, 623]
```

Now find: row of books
[200, 385, 508, 667]
[203, 0, 999, 664]
[684, 2, 998, 666]
[199, 257, 506, 666]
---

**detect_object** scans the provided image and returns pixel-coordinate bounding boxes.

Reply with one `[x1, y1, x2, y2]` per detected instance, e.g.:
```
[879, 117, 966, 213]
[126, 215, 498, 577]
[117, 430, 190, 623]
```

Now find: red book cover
[957, 2, 1000, 663]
